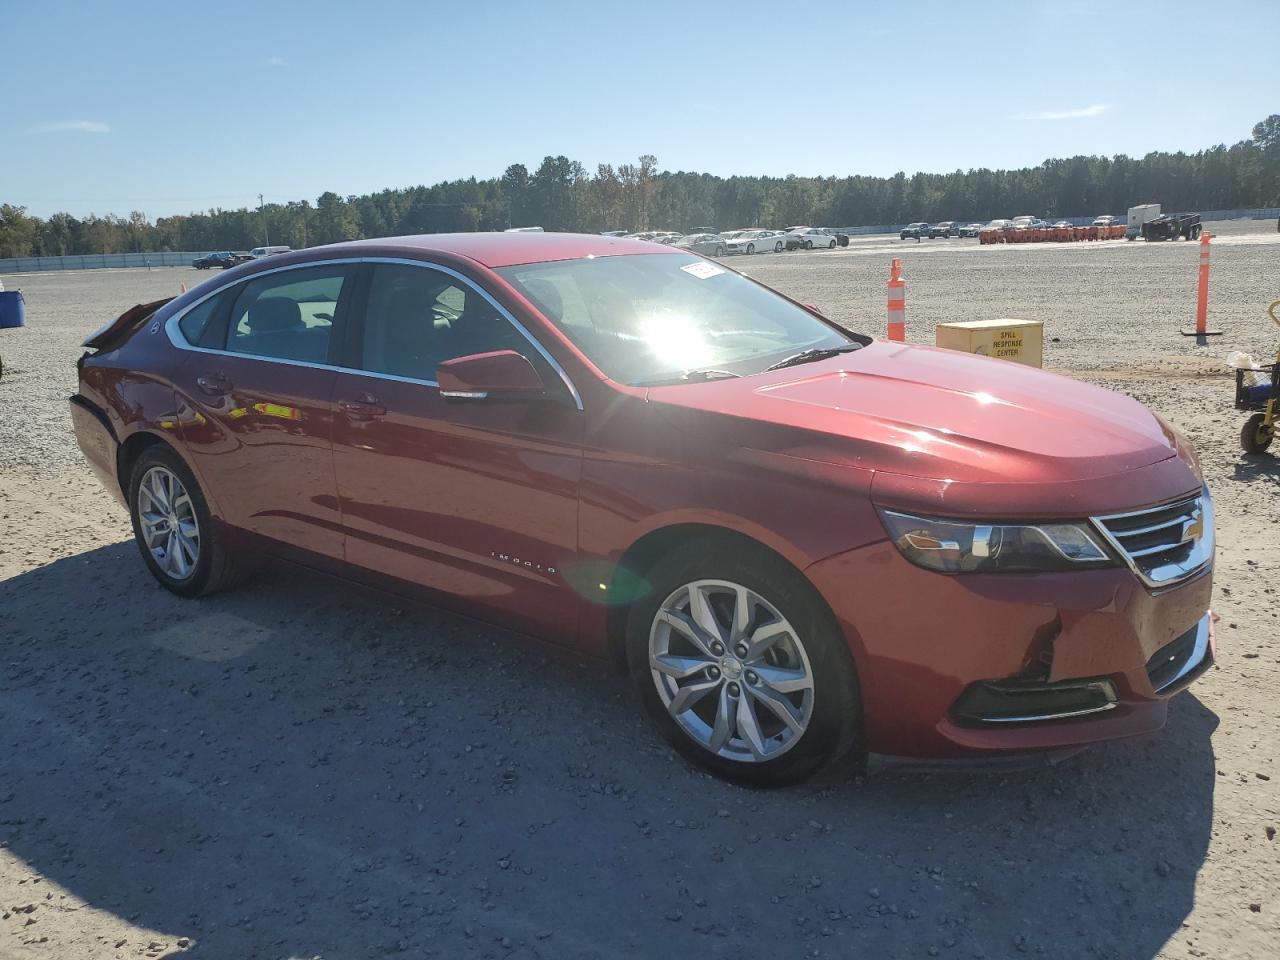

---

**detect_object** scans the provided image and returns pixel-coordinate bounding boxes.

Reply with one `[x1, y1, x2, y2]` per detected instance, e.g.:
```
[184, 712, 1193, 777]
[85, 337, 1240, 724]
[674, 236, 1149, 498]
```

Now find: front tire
[803, 240, 813, 250]
[1242, 413, 1274, 454]
[625, 541, 861, 785]
[128, 445, 246, 597]
[774, 240, 784, 253]
[745, 243, 755, 255]
[828, 239, 836, 249]
[715, 245, 726, 257]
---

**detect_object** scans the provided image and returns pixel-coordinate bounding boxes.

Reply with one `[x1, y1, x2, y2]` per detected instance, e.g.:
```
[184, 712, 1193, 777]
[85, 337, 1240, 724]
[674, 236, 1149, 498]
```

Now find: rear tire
[803, 240, 813, 250]
[774, 240, 784, 253]
[1241, 413, 1273, 454]
[128, 445, 246, 597]
[625, 540, 861, 785]
[828, 239, 836, 249]
[746, 243, 755, 255]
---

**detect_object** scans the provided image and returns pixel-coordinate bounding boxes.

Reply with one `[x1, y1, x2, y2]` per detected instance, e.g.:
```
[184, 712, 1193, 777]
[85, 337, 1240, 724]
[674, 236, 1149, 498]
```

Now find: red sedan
[70, 233, 1215, 783]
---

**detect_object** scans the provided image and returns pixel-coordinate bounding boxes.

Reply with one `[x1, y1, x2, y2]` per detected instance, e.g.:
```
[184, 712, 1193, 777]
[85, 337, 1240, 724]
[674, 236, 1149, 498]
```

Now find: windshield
[496, 253, 857, 386]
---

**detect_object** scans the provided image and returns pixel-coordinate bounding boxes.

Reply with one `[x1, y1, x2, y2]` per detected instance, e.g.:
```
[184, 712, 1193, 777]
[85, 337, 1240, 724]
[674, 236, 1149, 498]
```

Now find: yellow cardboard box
[935, 318, 1043, 367]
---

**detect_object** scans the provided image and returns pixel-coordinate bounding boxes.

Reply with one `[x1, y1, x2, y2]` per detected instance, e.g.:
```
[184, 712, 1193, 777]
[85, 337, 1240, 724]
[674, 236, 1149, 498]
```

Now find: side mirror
[437, 349, 546, 401]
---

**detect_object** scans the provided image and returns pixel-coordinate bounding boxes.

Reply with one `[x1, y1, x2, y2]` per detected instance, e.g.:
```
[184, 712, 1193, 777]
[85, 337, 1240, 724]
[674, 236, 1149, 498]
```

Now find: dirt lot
[1, 223, 1277, 960]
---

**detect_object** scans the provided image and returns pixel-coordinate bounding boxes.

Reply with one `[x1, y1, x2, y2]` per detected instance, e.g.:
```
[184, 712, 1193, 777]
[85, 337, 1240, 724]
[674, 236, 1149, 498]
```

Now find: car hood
[647, 341, 1194, 512]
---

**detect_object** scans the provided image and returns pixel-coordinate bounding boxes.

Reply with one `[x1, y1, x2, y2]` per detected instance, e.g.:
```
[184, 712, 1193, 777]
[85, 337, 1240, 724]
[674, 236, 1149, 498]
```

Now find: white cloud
[28, 120, 111, 135]
[1012, 104, 1110, 121]
[264, 56, 286, 66]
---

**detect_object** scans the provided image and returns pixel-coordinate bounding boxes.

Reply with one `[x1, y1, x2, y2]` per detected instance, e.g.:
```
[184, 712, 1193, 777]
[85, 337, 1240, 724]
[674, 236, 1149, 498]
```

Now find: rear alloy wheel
[804, 240, 813, 250]
[1241, 413, 1274, 454]
[828, 239, 836, 248]
[716, 246, 726, 257]
[774, 240, 784, 253]
[627, 546, 861, 784]
[746, 243, 755, 255]
[128, 445, 246, 597]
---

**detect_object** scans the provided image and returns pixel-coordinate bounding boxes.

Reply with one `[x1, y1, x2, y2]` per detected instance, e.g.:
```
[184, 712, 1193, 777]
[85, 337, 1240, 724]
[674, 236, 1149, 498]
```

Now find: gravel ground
[1, 222, 1277, 959]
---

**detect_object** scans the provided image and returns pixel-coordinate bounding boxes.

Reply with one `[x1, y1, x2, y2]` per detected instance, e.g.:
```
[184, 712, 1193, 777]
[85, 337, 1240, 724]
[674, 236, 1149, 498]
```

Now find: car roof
[320, 232, 684, 268]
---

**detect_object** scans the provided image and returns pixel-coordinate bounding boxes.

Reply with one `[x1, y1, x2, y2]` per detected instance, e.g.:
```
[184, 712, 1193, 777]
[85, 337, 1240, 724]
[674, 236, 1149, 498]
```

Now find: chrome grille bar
[1091, 487, 1214, 589]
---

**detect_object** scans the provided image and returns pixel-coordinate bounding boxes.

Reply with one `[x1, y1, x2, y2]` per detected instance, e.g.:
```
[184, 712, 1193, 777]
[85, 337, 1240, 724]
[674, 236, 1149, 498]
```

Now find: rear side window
[226, 266, 347, 363]
[178, 294, 224, 345]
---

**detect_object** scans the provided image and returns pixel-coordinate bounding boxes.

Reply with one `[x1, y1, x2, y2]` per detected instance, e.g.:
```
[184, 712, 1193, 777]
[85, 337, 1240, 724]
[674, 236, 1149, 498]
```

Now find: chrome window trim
[163, 256, 584, 410]
[1090, 486, 1214, 590]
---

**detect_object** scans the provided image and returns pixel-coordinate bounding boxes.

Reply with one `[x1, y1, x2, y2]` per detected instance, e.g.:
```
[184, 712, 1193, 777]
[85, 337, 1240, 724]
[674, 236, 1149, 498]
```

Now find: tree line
[2, 116, 1277, 259]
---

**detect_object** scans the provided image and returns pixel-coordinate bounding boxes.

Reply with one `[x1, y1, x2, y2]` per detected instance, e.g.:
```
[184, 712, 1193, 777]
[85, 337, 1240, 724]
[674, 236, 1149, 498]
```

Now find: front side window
[226, 265, 347, 363]
[496, 253, 857, 386]
[359, 263, 532, 381]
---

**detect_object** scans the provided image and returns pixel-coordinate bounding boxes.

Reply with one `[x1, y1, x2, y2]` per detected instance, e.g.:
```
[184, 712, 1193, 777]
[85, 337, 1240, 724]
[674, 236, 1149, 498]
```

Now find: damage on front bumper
[805, 541, 1215, 760]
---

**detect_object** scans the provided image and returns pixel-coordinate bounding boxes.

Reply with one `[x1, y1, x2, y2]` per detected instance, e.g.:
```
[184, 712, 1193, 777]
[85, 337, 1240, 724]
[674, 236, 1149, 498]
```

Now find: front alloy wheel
[649, 580, 815, 763]
[626, 544, 861, 784]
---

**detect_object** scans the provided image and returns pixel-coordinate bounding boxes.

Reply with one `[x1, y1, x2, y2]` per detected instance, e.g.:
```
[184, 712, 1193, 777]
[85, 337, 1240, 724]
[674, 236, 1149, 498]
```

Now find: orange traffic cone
[886, 259, 906, 342]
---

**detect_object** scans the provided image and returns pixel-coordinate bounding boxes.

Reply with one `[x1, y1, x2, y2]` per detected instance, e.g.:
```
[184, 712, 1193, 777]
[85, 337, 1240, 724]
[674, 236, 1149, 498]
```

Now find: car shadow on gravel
[0, 543, 1219, 959]
[1231, 454, 1280, 487]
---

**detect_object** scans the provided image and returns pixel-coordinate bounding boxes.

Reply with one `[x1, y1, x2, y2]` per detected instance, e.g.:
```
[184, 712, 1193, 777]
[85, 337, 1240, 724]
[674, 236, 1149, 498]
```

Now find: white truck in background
[1126, 203, 1161, 239]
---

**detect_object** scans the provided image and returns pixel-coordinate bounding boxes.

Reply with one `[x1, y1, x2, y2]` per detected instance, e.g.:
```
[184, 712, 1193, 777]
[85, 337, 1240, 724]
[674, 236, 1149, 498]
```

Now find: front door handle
[338, 395, 387, 420]
[197, 372, 232, 396]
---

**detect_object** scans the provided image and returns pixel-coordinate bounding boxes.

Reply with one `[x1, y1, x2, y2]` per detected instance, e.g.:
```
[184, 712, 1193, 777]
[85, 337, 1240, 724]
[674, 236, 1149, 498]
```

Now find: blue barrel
[0, 291, 25, 329]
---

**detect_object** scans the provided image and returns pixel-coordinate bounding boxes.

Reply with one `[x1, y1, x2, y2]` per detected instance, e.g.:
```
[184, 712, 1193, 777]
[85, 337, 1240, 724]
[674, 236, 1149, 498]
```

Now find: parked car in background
[1051, 220, 1074, 229]
[985, 219, 1014, 231]
[249, 245, 293, 259]
[789, 227, 837, 250]
[675, 233, 728, 257]
[599, 230, 628, 237]
[900, 222, 930, 240]
[928, 222, 958, 239]
[1092, 215, 1118, 227]
[653, 233, 685, 245]
[71, 231, 1217, 785]
[821, 228, 850, 247]
[192, 252, 251, 270]
[725, 230, 784, 255]
[958, 223, 984, 237]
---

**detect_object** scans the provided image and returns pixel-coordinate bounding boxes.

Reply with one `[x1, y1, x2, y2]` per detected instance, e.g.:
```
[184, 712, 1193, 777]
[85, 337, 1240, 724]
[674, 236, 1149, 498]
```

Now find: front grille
[1092, 488, 1213, 588]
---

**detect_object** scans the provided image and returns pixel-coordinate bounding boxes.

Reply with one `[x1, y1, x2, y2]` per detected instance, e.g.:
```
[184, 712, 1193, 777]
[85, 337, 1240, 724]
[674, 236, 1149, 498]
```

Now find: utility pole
[258, 193, 270, 246]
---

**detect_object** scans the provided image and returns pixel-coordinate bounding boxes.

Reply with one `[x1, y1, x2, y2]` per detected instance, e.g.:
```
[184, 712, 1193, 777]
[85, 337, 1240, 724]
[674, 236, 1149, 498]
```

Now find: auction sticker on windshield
[680, 261, 725, 280]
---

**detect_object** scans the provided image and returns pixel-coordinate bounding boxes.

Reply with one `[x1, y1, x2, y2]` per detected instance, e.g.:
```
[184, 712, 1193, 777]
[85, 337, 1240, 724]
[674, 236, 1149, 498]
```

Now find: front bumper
[806, 542, 1215, 759]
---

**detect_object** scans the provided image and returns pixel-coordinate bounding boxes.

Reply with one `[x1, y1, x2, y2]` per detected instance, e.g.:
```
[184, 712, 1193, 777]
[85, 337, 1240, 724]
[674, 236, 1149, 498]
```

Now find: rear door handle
[197, 372, 232, 396]
[338, 395, 387, 420]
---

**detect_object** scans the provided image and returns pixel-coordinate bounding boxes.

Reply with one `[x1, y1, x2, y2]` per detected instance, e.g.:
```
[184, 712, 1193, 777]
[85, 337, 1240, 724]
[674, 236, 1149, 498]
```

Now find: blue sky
[3, 0, 1275, 218]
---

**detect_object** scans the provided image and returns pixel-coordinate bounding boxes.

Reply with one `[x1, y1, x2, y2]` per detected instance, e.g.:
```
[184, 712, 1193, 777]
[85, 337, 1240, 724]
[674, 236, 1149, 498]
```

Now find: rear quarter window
[178, 294, 224, 345]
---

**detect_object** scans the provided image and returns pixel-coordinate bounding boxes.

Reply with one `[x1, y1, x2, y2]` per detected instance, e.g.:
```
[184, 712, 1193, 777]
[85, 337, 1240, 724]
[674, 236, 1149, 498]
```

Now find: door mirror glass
[437, 350, 547, 401]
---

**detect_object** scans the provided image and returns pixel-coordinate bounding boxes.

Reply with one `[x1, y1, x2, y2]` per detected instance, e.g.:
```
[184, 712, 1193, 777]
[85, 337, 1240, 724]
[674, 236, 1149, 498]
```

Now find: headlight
[879, 510, 1117, 574]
